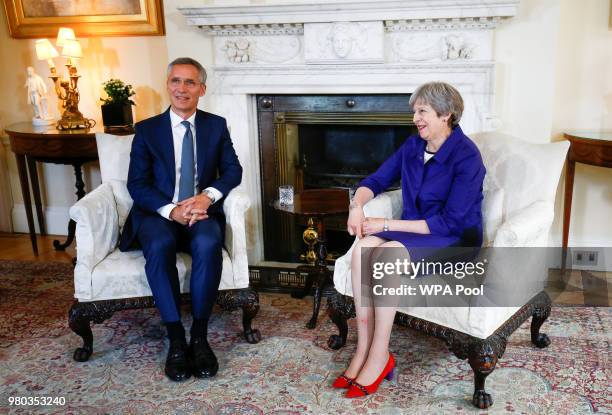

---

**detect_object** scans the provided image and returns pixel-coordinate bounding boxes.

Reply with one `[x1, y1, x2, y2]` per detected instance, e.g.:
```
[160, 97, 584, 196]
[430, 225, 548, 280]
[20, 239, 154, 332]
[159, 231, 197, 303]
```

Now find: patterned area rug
[0, 260, 609, 414]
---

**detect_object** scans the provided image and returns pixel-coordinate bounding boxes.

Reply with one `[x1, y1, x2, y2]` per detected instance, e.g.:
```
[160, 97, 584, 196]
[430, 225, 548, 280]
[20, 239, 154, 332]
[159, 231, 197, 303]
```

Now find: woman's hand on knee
[362, 217, 385, 236]
[347, 206, 365, 238]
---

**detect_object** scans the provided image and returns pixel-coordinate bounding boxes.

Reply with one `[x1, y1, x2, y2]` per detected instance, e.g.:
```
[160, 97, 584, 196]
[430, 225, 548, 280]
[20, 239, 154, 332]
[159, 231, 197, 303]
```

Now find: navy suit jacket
[119, 108, 243, 251]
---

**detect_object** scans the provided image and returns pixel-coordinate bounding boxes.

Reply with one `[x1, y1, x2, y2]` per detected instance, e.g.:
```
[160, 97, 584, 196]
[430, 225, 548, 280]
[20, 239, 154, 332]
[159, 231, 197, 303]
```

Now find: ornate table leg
[15, 154, 38, 255]
[26, 157, 46, 236]
[306, 236, 330, 329]
[561, 154, 575, 272]
[54, 162, 85, 251]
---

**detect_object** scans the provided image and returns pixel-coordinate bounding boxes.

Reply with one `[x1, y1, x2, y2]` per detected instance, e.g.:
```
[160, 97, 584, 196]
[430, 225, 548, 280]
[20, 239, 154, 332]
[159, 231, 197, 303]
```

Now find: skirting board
[11, 204, 70, 236]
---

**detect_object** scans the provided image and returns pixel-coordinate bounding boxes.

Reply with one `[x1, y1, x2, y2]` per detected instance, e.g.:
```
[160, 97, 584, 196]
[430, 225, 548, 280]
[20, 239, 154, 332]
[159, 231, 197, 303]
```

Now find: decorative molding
[385, 17, 502, 32]
[212, 61, 496, 86]
[179, 1, 519, 29]
[191, 18, 503, 37]
[199, 24, 303, 37]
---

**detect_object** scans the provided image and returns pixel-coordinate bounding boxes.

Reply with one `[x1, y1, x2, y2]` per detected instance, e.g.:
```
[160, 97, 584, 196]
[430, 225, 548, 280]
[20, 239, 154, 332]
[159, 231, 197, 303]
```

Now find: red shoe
[332, 374, 354, 389]
[346, 353, 395, 398]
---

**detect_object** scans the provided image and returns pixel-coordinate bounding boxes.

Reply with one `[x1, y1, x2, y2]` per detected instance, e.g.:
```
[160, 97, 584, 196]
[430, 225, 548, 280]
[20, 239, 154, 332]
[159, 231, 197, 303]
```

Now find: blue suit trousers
[137, 214, 223, 323]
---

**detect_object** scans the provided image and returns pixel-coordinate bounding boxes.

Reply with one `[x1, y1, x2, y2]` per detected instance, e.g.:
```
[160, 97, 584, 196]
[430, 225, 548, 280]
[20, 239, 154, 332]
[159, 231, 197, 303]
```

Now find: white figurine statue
[24, 66, 53, 125]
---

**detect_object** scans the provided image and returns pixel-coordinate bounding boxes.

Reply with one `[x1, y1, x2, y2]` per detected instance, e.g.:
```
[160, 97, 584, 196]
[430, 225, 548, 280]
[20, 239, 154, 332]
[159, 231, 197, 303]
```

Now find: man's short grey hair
[167, 57, 207, 84]
[409, 82, 464, 127]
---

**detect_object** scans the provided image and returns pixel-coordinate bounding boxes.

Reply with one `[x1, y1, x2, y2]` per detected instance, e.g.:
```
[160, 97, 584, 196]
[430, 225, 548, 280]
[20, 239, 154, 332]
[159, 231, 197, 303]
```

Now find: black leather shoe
[189, 337, 219, 378]
[165, 339, 191, 382]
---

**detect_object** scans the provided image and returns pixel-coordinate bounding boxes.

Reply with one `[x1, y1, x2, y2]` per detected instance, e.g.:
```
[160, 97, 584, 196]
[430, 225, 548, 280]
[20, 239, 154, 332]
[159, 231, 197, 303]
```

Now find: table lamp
[34, 39, 58, 76]
[56, 27, 75, 47]
[35, 27, 94, 130]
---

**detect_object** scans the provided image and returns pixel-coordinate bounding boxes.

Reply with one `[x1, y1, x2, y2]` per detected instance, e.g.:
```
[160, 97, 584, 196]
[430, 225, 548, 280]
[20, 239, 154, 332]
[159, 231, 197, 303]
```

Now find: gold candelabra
[35, 28, 95, 130]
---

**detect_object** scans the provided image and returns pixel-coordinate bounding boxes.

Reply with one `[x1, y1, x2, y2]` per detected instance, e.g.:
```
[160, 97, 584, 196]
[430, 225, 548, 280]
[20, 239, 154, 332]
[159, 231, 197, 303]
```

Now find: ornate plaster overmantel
[179, 1, 519, 34]
[175, 0, 520, 264]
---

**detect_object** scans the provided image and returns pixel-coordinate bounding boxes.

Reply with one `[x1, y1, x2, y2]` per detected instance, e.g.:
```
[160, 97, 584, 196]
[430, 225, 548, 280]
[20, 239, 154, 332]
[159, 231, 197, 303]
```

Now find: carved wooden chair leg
[531, 292, 552, 348]
[240, 288, 262, 344]
[68, 301, 115, 362]
[326, 291, 355, 350]
[306, 270, 327, 329]
[467, 339, 502, 409]
[216, 288, 261, 344]
[68, 302, 94, 362]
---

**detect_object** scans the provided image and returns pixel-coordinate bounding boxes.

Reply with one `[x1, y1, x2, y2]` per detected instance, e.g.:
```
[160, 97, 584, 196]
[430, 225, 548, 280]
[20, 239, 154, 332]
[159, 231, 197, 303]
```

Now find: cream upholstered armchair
[327, 132, 570, 409]
[68, 132, 260, 362]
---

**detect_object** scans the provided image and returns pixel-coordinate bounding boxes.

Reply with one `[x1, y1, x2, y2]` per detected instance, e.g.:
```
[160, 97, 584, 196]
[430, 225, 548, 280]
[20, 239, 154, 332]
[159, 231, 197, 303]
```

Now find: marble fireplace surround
[177, 0, 520, 264]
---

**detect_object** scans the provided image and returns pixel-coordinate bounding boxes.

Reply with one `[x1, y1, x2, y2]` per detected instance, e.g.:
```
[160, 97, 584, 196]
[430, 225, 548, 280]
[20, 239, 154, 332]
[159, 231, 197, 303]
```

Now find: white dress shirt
[157, 109, 223, 220]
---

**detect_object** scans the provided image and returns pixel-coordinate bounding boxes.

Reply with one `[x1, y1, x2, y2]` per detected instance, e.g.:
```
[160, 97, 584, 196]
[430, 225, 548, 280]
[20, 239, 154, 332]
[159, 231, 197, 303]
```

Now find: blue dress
[359, 125, 485, 261]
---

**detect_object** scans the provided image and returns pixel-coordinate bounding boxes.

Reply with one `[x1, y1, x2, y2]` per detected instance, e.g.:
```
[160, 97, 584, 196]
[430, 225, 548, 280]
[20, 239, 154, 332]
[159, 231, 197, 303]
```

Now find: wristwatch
[202, 189, 216, 203]
[383, 219, 389, 232]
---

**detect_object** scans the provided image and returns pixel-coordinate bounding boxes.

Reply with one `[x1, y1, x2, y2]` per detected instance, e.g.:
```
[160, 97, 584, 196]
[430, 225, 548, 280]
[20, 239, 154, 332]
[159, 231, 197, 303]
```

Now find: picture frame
[2, 0, 165, 38]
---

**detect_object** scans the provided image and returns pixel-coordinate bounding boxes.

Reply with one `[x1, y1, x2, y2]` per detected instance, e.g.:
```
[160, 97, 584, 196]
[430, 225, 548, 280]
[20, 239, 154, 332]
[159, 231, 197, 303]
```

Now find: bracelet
[383, 219, 389, 232]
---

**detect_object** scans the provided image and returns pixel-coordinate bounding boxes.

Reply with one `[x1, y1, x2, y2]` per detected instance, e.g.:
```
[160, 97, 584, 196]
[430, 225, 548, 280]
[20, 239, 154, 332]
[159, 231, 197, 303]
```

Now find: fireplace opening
[298, 124, 409, 189]
[257, 94, 416, 266]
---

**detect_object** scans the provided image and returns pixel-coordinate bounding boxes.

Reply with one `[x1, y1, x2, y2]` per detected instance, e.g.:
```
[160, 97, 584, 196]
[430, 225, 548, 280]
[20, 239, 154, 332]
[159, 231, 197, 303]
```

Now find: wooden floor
[0, 232, 76, 263]
[0, 232, 609, 306]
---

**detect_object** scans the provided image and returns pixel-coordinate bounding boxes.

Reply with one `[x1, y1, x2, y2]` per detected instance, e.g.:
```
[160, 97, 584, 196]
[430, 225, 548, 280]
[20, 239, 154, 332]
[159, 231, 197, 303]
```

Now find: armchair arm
[222, 187, 251, 287]
[363, 189, 403, 220]
[69, 183, 119, 298]
[493, 201, 554, 247]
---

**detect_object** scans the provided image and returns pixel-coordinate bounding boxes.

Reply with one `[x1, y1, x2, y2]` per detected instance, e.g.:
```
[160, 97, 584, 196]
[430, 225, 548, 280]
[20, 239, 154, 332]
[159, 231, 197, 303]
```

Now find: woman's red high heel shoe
[332, 374, 354, 389]
[346, 353, 395, 398]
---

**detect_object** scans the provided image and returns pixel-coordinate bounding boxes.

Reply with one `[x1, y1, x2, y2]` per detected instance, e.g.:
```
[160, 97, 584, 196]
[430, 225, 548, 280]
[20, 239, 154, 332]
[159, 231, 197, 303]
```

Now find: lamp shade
[56, 27, 76, 47]
[35, 39, 59, 60]
[61, 39, 82, 59]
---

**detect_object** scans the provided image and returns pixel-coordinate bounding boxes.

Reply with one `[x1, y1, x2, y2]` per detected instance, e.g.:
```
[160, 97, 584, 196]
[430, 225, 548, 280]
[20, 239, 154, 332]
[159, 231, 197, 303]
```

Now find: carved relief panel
[304, 21, 384, 64]
[214, 36, 303, 65]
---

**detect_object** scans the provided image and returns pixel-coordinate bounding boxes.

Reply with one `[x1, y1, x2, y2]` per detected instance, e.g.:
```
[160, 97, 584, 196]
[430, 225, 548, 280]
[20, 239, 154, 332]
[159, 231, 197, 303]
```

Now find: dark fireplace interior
[257, 94, 416, 265]
[299, 124, 407, 189]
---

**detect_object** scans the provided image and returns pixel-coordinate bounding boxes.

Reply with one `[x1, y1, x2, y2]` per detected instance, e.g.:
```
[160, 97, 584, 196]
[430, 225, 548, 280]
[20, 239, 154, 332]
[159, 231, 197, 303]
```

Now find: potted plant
[100, 78, 135, 132]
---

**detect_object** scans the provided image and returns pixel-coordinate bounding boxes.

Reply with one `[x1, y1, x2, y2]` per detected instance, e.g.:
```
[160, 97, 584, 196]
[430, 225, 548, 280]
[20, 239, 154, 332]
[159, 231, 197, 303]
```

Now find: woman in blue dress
[334, 82, 486, 398]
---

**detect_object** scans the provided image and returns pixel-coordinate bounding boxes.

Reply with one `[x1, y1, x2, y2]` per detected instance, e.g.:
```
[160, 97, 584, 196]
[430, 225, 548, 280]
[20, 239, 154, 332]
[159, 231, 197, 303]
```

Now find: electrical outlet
[573, 250, 598, 266]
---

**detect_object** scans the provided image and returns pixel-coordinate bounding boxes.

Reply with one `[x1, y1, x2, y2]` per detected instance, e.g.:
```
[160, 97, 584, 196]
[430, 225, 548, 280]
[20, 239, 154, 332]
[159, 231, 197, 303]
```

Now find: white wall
[493, 0, 561, 141]
[551, 0, 612, 247]
[493, 0, 612, 246]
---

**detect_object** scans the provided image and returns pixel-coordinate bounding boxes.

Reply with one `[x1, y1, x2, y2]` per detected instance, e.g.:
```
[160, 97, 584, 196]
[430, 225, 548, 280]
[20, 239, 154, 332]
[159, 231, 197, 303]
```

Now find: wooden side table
[562, 131, 612, 252]
[5, 122, 99, 255]
[273, 188, 349, 328]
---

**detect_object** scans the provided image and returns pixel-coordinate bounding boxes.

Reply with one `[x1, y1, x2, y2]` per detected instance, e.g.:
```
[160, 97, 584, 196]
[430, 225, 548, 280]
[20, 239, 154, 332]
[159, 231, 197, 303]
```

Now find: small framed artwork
[2, 0, 165, 38]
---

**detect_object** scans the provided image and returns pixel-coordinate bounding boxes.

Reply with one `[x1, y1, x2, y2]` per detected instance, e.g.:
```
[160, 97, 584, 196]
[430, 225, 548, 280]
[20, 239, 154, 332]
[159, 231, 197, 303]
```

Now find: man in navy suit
[120, 57, 242, 381]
